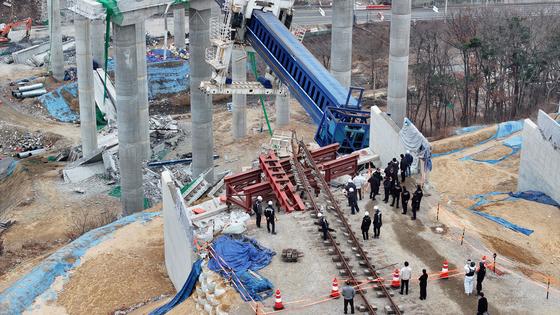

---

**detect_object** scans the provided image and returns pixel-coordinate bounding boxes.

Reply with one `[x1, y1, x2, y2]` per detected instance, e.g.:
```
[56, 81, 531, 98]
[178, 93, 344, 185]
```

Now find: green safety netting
[247, 51, 273, 136]
[108, 185, 151, 209]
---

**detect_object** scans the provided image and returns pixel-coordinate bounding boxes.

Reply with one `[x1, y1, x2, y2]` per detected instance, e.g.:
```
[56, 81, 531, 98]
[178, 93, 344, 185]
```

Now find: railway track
[290, 136, 402, 314]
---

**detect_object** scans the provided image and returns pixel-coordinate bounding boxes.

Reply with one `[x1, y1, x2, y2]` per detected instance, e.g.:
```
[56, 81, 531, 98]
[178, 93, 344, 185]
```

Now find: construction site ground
[0, 25, 559, 315]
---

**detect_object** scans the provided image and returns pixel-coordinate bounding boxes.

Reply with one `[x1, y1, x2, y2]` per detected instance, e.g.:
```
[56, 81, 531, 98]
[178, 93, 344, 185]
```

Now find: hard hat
[406, 150, 410, 154]
[317, 212, 323, 217]
[374, 206, 379, 210]
[365, 211, 369, 216]
[349, 188, 354, 192]
[257, 196, 263, 201]
[347, 178, 353, 183]
[268, 201, 273, 206]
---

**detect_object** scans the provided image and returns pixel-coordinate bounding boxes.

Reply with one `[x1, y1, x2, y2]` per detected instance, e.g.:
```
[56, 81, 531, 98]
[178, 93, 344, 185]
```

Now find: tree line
[407, 9, 560, 137]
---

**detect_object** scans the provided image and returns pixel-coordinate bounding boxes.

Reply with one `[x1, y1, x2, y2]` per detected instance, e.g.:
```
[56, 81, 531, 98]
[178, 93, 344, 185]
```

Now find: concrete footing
[75, 16, 98, 156]
[387, 0, 412, 127]
[190, 8, 214, 181]
[114, 23, 144, 214]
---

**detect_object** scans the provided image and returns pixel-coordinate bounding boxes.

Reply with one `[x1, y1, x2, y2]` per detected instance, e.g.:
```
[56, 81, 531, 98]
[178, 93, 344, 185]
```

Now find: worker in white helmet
[264, 200, 276, 234]
[361, 211, 371, 240]
[253, 196, 264, 228]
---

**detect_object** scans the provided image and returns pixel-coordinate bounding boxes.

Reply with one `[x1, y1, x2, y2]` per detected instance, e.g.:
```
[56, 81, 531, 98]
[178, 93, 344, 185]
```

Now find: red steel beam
[259, 151, 305, 212]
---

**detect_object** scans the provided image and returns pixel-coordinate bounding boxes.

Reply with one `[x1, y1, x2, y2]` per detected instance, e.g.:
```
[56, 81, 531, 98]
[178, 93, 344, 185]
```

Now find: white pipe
[17, 148, 46, 158]
[17, 88, 48, 98]
[18, 83, 45, 92]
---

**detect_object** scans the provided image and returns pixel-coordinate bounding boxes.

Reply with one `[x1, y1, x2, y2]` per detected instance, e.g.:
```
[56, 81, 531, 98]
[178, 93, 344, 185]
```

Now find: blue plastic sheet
[472, 211, 534, 236]
[469, 192, 534, 235]
[454, 125, 487, 135]
[147, 60, 190, 99]
[149, 259, 202, 315]
[508, 191, 560, 208]
[496, 120, 524, 139]
[38, 82, 79, 122]
[208, 235, 275, 301]
[460, 136, 522, 165]
[0, 212, 160, 314]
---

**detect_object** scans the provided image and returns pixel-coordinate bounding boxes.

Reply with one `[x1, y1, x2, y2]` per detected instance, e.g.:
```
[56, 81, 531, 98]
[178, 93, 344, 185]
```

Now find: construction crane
[203, 0, 370, 153]
[0, 18, 32, 45]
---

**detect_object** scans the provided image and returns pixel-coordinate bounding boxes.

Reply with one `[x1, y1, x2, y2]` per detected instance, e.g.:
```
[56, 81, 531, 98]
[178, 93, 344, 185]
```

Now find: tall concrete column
[330, 0, 353, 88]
[75, 16, 97, 156]
[91, 19, 106, 65]
[136, 21, 151, 160]
[231, 48, 247, 139]
[48, 0, 64, 81]
[275, 93, 290, 128]
[387, 0, 412, 128]
[190, 8, 214, 181]
[173, 8, 186, 49]
[114, 23, 144, 214]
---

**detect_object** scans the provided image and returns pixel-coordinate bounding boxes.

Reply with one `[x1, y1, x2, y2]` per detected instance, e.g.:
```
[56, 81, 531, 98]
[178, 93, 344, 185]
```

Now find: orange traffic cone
[391, 269, 401, 288]
[330, 278, 340, 298]
[273, 289, 284, 310]
[440, 260, 449, 279]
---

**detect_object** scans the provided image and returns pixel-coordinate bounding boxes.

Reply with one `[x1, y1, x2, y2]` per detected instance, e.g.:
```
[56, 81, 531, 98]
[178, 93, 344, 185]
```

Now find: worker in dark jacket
[476, 261, 486, 296]
[477, 292, 488, 315]
[318, 212, 329, 241]
[400, 154, 408, 183]
[419, 269, 428, 300]
[264, 201, 276, 234]
[384, 162, 393, 179]
[405, 151, 414, 176]
[372, 207, 382, 238]
[368, 169, 382, 200]
[361, 211, 372, 240]
[253, 196, 263, 228]
[383, 177, 392, 203]
[348, 187, 359, 214]
[411, 185, 423, 220]
[391, 182, 402, 208]
[401, 187, 410, 215]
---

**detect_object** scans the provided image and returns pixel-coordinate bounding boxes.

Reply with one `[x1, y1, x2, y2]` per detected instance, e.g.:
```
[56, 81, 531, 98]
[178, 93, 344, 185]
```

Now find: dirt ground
[430, 128, 560, 288]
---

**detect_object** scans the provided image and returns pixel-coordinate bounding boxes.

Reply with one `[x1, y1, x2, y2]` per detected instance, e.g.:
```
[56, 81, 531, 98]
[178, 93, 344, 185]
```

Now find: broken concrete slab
[93, 68, 117, 124]
[11, 42, 51, 65]
[63, 162, 105, 183]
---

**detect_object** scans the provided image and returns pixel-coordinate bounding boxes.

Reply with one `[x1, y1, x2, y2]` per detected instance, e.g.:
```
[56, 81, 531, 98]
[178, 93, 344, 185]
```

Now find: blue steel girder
[315, 107, 370, 154]
[246, 10, 360, 124]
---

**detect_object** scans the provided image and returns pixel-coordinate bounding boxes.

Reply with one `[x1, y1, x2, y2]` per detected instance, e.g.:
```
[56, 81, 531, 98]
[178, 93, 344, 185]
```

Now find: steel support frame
[259, 151, 305, 212]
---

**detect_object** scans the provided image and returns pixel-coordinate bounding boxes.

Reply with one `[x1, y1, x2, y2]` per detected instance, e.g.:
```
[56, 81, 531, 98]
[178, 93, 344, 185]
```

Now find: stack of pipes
[12, 83, 47, 99]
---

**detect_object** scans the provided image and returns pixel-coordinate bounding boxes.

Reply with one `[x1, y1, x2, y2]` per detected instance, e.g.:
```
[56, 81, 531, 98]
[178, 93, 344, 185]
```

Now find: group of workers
[252, 196, 277, 234]
[341, 259, 489, 315]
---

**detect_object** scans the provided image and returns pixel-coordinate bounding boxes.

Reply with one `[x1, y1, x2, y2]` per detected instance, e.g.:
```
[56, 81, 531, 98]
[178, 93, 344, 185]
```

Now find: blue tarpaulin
[469, 192, 534, 236]
[508, 191, 560, 208]
[0, 212, 160, 314]
[496, 120, 524, 139]
[460, 135, 522, 165]
[454, 125, 487, 135]
[38, 82, 79, 122]
[149, 259, 203, 315]
[208, 235, 275, 301]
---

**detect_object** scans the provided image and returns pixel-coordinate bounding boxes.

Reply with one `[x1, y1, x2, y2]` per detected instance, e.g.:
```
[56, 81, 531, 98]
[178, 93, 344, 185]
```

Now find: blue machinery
[209, 2, 370, 153]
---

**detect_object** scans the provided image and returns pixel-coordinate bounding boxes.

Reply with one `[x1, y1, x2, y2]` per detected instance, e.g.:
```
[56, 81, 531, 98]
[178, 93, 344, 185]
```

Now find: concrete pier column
[330, 0, 353, 88]
[275, 93, 290, 128]
[114, 23, 144, 214]
[136, 21, 151, 160]
[387, 0, 412, 127]
[48, 0, 64, 81]
[91, 19, 106, 65]
[75, 16, 98, 156]
[231, 47, 247, 139]
[173, 8, 186, 49]
[190, 8, 214, 181]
